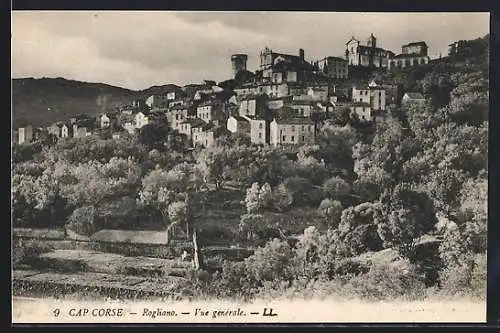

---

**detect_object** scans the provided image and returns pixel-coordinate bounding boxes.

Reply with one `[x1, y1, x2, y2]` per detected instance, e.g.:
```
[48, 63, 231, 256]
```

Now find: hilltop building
[317, 56, 349, 79]
[388, 41, 430, 70]
[231, 54, 248, 77]
[345, 34, 395, 68]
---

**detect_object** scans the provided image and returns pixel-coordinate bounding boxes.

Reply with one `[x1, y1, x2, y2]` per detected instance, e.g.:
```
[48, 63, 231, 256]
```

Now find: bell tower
[367, 33, 377, 48]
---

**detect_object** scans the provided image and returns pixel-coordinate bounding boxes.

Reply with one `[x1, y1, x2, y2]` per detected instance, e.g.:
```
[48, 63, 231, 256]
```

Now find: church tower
[367, 33, 377, 67]
[367, 33, 377, 48]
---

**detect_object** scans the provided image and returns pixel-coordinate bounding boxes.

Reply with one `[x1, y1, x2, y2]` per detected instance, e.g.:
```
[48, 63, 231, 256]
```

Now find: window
[258, 132, 262, 139]
[291, 136, 295, 142]
[259, 123, 263, 129]
[302, 136, 305, 141]
[302, 125, 305, 131]
[283, 135, 286, 142]
[359, 98, 363, 102]
[291, 126, 295, 132]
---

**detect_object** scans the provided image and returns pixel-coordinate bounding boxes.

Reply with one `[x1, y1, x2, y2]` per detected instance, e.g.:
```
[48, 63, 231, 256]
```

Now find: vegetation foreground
[12, 38, 487, 306]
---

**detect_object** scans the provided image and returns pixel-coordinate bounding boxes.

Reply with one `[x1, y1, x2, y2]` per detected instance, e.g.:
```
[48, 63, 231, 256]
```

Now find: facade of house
[258, 82, 290, 98]
[100, 114, 111, 128]
[317, 56, 349, 79]
[61, 124, 71, 138]
[18, 125, 33, 144]
[289, 100, 316, 117]
[352, 86, 371, 104]
[349, 102, 372, 122]
[266, 97, 292, 111]
[368, 81, 387, 111]
[135, 112, 150, 129]
[146, 94, 169, 109]
[73, 125, 91, 138]
[192, 123, 216, 148]
[243, 116, 267, 145]
[307, 87, 329, 101]
[227, 116, 250, 135]
[402, 92, 426, 107]
[259, 47, 314, 82]
[388, 41, 430, 70]
[178, 118, 206, 141]
[345, 34, 395, 68]
[47, 123, 62, 137]
[196, 100, 225, 126]
[238, 94, 267, 118]
[270, 118, 315, 146]
[166, 90, 185, 101]
[234, 82, 259, 96]
[166, 105, 189, 132]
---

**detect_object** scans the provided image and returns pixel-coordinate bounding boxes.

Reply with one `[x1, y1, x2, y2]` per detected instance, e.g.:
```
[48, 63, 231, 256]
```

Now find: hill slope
[12, 78, 181, 128]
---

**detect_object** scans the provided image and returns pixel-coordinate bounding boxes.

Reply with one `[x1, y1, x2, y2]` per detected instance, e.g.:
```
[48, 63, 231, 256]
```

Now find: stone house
[402, 92, 426, 107]
[227, 115, 250, 135]
[270, 117, 315, 146]
[17, 124, 33, 144]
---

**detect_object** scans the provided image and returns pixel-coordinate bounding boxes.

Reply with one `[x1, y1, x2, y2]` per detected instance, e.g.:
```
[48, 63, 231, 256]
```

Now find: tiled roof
[392, 53, 428, 59]
[274, 117, 315, 125]
[290, 100, 315, 106]
[404, 92, 425, 99]
[230, 115, 250, 122]
[323, 56, 347, 62]
[403, 41, 428, 48]
[242, 115, 266, 121]
[181, 117, 206, 127]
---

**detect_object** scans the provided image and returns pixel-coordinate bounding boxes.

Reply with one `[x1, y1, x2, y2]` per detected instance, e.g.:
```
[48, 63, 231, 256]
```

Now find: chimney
[299, 48, 305, 61]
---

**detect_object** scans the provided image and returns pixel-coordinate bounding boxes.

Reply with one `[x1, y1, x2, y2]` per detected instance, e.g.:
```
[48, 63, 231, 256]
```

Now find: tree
[458, 177, 487, 253]
[322, 176, 352, 200]
[245, 183, 262, 214]
[245, 238, 296, 283]
[318, 198, 343, 229]
[195, 145, 227, 190]
[168, 201, 187, 229]
[283, 176, 313, 206]
[377, 186, 438, 260]
[258, 183, 273, 211]
[438, 223, 475, 292]
[138, 121, 171, 151]
[272, 183, 293, 212]
[66, 205, 98, 236]
[334, 202, 384, 256]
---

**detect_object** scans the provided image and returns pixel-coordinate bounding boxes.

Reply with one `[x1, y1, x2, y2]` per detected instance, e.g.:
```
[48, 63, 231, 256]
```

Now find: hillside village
[11, 32, 488, 303]
[15, 34, 442, 147]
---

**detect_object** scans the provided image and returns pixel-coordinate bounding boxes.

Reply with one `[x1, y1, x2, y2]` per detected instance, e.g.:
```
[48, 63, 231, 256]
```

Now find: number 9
[53, 308, 60, 317]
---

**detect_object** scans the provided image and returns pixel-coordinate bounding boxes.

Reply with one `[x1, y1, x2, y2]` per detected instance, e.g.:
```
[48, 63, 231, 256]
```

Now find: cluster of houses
[15, 34, 431, 147]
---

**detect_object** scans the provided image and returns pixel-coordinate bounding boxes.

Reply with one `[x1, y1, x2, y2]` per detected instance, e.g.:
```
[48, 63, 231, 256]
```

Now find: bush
[470, 253, 486, 298]
[66, 206, 99, 236]
[347, 260, 426, 300]
[12, 238, 54, 268]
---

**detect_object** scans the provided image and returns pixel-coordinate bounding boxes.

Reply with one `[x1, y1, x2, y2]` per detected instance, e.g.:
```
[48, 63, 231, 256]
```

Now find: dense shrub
[66, 205, 99, 236]
[348, 260, 426, 300]
[12, 238, 54, 268]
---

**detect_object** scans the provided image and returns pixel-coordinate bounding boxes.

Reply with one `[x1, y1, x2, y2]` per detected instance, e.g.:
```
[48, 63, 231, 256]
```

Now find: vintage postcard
[11, 11, 489, 324]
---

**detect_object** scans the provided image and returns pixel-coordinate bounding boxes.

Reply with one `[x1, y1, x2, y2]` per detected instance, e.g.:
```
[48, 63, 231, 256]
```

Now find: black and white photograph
[11, 11, 489, 323]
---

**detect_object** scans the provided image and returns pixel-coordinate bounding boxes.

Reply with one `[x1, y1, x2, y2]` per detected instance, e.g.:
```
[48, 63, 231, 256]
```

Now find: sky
[12, 11, 490, 91]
